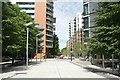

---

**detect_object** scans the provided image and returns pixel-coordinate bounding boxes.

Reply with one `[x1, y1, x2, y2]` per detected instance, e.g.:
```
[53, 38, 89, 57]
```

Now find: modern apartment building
[82, 0, 98, 43]
[66, 39, 70, 51]
[11, 0, 35, 21]
[34, 0, 56, 58]
[11, 0, 56, 58]
[68, 13, 83, 51]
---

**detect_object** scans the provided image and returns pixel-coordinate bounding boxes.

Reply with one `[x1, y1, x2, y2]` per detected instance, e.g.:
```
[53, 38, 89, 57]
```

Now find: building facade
[34, 0, 56, 57]
[11, 0, 35, 21]
[82, 0, 98, 44]
[67, 13, 83, 51]
[11, 0, 56, 58]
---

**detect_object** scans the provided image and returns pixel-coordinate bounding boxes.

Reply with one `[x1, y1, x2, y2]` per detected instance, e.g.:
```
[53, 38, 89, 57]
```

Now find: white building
[69, 13, 83, 38]
[10, 0, 35, 20]
[68, 13, 83, 50]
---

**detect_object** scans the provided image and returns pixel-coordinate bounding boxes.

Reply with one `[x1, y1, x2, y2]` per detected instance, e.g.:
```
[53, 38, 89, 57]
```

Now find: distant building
[67, 13, 83, 51]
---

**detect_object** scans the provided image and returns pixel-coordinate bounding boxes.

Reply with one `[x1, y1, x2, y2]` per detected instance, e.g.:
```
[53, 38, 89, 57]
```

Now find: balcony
[47, 2, 53, 7]
[19, 5, 35, 8]
[46, 39, 53, 43]
[83, 28, 89, 31]
[46, 28, 53, 32]
[46, 41, 53, 48]
[46, 34, 53, 37]
[21, 10, 35, 13]
[46, 45, 53, 48]
[47, 7, 53, 12]
[53, 18, 56, 23]
[46, 16, 53, 22]
[46, 22, 53, 27]
[39, 36, 44, 41]
[46, 12, 53, 17]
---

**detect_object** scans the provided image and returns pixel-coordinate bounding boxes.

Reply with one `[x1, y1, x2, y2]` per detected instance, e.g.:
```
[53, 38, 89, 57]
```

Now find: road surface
[1, 59, 120, 79]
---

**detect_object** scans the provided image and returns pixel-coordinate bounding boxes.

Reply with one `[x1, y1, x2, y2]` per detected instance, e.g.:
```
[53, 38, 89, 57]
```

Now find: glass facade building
[82, 0, 98, 43]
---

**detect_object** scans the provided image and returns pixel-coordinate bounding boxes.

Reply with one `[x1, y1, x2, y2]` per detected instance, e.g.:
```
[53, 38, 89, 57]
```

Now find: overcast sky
[54, 1, 83, 49]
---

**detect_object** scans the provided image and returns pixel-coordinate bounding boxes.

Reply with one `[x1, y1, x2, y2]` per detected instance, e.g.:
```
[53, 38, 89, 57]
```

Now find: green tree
[50, 33, 59, 56]
[2, 2, 42, 64]
[89, 2, 120, 55]
[61, 47, 70, 56]
[88, 2, 120, 71]
[73, 42, 82, 58]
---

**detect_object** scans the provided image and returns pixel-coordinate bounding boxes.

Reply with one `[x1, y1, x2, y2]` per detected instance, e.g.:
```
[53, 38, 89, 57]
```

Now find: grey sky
[54, 1, 83, 49]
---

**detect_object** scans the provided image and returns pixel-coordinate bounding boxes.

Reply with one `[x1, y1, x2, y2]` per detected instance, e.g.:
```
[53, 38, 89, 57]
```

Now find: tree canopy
[88, 2, 120, 56]
[2, 2, 42, 61]
[50, 33, 60, 56]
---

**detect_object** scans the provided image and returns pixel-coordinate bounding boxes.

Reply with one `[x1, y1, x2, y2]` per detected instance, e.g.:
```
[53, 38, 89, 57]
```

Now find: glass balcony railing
[47, 7, 53, 12]
[47, 2, 53, 7]
[46, 12, 53, 17]
[46, 16, 53, 22]
[46, 22, 53, 27]
[46, 34, 53, 37]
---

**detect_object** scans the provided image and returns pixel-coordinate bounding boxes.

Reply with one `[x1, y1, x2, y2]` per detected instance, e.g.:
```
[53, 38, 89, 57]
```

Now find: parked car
[2, 56, 12, 62]
[15, 57, 25, 60]
[64, 56, 69, 59]
[59, 55, 64, 59]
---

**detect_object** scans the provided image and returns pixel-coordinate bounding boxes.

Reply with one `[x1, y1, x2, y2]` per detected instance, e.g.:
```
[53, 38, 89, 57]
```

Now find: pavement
[72, 59, 120, 76]
[0, 58, 120, 79]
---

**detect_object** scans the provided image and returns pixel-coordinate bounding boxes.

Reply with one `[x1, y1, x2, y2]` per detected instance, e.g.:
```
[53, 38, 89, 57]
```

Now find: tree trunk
[112, 54, 114, 72]
[102, 54, 105, 68]
[24, 53, 26, 64]
[12, 58, 14, 66]
[118, 55, 120, 76]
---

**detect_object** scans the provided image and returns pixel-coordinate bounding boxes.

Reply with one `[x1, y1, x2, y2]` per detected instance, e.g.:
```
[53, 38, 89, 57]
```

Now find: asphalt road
[1, 59, 120, 80]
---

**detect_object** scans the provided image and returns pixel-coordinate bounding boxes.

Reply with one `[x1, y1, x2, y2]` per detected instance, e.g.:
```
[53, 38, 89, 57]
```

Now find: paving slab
[10, 59, 104, 78]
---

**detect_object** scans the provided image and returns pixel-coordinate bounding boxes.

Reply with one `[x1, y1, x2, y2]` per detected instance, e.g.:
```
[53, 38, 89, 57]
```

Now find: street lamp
[39, 42, 44, 62]
[36, 33, 40, 63]
[70, 48, 73, 61]
[24, 22, 33, 69]
[35, 24, 44, 63]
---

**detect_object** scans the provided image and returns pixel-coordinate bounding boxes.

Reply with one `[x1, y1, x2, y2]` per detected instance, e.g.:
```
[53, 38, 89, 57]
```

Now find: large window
[84, 17, 89, 29]
[22, 8, 34, 10]
[84, 4, 88, 15]
[84, 30, 89, 37]
[16, 2, 34, 5]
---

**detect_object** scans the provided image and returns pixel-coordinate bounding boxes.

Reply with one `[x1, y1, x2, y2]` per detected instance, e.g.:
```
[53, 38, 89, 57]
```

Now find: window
[28, 13, 34, 16]
[22, 8, 34, 10]
[84, 30, 89, 37]
[84, 17, 89, 29]
[16, 2, 34, 5]
[84, 4, 88, 15]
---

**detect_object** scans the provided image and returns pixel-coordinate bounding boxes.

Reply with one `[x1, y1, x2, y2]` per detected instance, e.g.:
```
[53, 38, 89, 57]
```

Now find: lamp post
[26, 27, 29, 69]
[39, 42, 44, 62]
[36, 34, 38, 63]
[35, 24, 44, 63]
[36, 36, 38, 63]
[71, 48, 72, 61]
[36, 33, 41, 63]
[24, 22, 33, 69]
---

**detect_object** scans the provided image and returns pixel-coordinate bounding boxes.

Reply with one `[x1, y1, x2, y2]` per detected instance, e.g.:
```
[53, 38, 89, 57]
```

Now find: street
[1, 59, 120, 79]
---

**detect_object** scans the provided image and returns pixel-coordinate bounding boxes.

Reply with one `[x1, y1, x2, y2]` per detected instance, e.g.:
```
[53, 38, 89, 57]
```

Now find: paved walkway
[72, 59, 120, 76]
[1, 59, 120, 79]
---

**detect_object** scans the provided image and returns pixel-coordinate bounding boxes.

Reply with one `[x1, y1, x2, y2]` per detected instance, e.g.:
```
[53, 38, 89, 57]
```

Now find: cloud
[54, 2, 83, 49]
